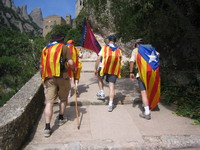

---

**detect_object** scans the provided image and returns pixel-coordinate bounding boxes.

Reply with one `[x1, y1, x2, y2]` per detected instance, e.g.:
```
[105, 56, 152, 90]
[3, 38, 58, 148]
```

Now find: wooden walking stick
[74, 77, 80, 129]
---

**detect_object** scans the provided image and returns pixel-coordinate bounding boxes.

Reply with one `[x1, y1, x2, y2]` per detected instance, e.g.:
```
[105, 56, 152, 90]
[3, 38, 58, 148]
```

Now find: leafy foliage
[74, 9, 87, 32]
[0, 25, 45, 107]
[85, 0, 200, 123]
[0, 22, 82, 106]
[66, 29, 82, 46]
[45, 24, 71, 42]
[45, 24, 82, 46]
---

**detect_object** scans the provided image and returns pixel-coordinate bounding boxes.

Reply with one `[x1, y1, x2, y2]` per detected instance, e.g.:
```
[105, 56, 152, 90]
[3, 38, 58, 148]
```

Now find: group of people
[40, 33, 159, 137]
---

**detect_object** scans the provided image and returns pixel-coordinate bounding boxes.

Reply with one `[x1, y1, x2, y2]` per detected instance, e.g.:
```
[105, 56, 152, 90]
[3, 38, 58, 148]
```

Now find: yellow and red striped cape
[41, 43, 63, 81]
[100, 45, 122, 78]
[67, 44, 82, 78]
[136, 46, 160, 110]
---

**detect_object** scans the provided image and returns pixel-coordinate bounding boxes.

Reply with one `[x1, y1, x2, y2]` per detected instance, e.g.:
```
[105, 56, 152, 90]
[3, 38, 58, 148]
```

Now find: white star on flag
[148, 51, 158, 63]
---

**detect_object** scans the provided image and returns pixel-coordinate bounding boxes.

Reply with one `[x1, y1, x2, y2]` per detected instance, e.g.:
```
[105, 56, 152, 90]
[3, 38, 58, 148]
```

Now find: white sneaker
[56, 116, 68, 126]
[57, 118, 67, 126]
[44, 129, 51, 137]
[108, 105, 113, 112]
[96, 91, 101, 97]
[99, 93, 105, 100]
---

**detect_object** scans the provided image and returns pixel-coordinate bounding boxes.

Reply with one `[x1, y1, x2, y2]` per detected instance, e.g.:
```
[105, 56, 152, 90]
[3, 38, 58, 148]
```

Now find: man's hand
[94, 69, 98, 76]
[130, 73, 135, 80]
[129, 61, 135, 80]
[72, 67, 77, 73]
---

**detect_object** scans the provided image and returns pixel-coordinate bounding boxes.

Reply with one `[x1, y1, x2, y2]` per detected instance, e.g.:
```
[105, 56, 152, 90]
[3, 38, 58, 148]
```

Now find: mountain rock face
[20, 5, 29, 20]
[30, 8, 43, 28]
[0, 0, 42, 35]
[2, 0, 12, 8]
[85, 0, 115, 37]
[81, 1, 133, 56]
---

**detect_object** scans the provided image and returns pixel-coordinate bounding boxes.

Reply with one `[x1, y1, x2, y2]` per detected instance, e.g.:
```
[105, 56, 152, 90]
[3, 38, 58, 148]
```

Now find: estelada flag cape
[100, 45, 122, 78]
[66, 43, 82, 78]
[41, 42, 63, 81]
[136, 45, 160, 110]
[81, 18, 101, 54]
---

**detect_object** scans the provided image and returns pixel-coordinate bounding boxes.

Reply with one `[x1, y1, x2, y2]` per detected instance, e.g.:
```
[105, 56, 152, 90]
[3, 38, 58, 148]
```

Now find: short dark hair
[51, 33, 64, 42]
[107, 35, 117, 42]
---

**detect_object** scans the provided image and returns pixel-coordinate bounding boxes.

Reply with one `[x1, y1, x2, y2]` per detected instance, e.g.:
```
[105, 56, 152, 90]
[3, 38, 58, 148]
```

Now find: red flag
[81, 18, 101, 54]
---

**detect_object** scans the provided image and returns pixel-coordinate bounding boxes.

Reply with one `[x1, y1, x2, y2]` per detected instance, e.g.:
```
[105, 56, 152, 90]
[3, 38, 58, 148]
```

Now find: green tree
[45, 24, 71, 42]
[66, 29, 82, 45]
[31, 36, 48, 69]
[0, 25, 38, 106]
[83, 0, 200, 123]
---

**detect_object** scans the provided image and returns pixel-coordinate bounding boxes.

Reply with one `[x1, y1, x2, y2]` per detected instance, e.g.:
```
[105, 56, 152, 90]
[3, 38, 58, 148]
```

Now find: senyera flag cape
[81, 18, 101, 54]
[136, 45, 160, 110]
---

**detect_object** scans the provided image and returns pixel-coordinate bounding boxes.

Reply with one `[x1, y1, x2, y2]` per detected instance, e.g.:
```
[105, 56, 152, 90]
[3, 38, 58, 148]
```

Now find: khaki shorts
[43, 77, 71, 103]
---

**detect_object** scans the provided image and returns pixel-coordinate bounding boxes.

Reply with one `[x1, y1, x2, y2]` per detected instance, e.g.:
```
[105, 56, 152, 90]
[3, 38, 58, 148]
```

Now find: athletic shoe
[96, 91, 105, 99]
[44, 129, 51, 137]
[58, 118, 68, 126]
[108, 105, 113, 112]
[96, 91, 101, 97]
[99, 93, 105, 100]
[139, 113, 151, 120]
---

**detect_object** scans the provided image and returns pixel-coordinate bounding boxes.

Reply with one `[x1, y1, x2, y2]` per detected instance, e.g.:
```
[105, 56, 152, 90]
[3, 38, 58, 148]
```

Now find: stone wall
[0, 72, 45, 150]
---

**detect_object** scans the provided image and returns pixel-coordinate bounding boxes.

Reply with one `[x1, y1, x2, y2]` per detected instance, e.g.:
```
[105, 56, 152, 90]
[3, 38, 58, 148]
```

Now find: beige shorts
[43, 77, 71, 103]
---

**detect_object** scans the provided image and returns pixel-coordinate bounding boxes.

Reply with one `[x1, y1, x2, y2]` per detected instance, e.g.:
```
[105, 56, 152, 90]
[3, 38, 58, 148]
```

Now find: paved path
[24, 60, 200, 150]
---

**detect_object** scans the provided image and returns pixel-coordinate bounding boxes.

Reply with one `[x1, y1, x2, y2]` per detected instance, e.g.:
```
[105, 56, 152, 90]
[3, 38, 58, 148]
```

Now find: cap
[135, 38, 143, 43]
[107, 35, 117, 42]
[67, 40, 74, 44]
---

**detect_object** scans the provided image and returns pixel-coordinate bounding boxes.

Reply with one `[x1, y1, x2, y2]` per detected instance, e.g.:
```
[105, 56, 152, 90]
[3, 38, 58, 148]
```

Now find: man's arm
[129, 49, 136, 80]
[78, 48, 83, 58]
[68, 59, 76, 72]
[63, 45, 76, 72]
[129, 61, 135, 80]
[94, 55, 101, 75]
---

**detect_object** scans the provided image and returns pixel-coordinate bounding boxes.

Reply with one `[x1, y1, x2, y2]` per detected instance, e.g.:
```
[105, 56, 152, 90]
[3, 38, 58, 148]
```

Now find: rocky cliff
[30, 8, 43, 29]
[0, 0, 43, 35]
[79, 1, 134, 57]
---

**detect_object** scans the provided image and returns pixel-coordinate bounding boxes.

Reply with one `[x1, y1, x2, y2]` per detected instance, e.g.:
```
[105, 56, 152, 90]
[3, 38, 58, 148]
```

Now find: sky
[13, 0, 76, 19]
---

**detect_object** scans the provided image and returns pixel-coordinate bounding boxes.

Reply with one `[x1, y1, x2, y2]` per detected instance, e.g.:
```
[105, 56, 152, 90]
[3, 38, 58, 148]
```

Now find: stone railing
[0, 72, 44, 150]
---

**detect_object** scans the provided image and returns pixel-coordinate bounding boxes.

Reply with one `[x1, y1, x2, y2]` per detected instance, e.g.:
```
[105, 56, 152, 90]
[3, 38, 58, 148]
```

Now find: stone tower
[43, 15, 66, 37]
[66, 14, 72, 25]
[76, 0, 84, 17]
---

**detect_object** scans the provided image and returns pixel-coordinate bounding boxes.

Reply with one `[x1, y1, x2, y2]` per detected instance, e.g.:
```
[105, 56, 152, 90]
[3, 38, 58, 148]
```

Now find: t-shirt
[129, 48, 140, 78]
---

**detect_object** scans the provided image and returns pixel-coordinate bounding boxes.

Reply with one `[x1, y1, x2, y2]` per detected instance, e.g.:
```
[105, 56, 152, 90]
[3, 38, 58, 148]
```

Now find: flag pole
[74, 73, 80, 129]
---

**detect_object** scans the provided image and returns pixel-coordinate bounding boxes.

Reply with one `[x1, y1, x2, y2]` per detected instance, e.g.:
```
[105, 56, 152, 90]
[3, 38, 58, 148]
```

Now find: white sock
[75, 82, 78, 89]
[144, 106, 150, 115]
[100, 90, 104, 94]
[109, 101, 113, 106]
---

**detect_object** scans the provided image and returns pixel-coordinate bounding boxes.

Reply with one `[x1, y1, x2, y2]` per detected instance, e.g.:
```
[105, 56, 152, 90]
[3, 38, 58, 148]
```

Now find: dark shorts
[103, 74, 117, 83]
[137, 77, 146, 91]
[98, 68, 117, 83]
